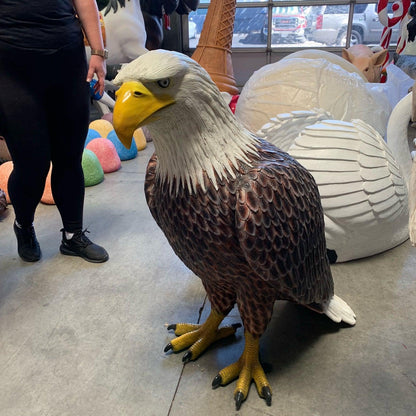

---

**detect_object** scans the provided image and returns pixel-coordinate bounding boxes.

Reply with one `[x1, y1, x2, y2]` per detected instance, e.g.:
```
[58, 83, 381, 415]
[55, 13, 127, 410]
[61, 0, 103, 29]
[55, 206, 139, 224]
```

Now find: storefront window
[187, 1, 401, 49]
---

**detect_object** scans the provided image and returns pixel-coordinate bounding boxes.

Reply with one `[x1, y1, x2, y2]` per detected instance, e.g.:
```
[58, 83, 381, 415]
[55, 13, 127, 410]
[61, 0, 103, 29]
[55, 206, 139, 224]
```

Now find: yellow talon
[164, 310, 241, 361]
[213, 331, 272, 409]
[171, 323, 200, 336]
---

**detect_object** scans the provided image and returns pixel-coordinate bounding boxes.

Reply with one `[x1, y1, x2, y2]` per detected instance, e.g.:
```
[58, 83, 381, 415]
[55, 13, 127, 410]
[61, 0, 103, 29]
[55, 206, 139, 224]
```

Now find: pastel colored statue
[341, 44, 388, 82]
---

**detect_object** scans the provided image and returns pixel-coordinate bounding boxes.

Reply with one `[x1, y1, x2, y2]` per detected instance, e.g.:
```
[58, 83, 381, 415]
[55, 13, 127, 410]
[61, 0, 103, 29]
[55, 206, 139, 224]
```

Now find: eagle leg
[164, 309, 241, 362]
[212, 331, 272, 410]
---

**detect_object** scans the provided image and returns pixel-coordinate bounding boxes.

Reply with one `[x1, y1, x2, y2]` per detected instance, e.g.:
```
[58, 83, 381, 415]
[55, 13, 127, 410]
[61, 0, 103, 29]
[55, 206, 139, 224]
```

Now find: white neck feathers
[148, 87, 258, 195]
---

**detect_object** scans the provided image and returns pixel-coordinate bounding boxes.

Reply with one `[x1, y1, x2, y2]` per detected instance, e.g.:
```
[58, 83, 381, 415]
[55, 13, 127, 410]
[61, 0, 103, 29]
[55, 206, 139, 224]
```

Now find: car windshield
[354, 4, 367, 13]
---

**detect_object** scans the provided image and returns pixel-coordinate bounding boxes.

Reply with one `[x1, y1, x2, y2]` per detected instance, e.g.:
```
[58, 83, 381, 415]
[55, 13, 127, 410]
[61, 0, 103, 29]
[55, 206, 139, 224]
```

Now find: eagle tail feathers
[323, 295, 356, 326]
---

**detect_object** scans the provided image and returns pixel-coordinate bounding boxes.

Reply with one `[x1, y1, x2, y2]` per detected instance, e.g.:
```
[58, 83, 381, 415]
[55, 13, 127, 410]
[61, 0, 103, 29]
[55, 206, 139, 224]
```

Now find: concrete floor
[1, 141, 415, 416]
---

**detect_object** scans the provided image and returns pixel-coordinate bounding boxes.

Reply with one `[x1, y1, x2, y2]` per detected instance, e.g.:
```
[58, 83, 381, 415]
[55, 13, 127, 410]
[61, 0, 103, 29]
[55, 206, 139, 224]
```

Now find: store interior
[1, 1, 416, 415]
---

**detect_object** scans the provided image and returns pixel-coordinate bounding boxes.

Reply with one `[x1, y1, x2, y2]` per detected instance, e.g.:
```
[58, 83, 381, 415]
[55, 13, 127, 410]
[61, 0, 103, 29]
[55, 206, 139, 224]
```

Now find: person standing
[0, 0, 109, 263]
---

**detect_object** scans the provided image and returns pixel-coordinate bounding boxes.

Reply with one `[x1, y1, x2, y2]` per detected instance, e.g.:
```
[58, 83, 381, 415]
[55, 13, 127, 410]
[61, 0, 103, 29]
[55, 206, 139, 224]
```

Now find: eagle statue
[112, 50, 356, 410]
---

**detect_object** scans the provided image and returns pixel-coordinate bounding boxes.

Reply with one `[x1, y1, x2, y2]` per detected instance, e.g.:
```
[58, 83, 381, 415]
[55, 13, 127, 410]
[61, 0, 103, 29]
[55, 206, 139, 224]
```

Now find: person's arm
[72, 0, 106, 94]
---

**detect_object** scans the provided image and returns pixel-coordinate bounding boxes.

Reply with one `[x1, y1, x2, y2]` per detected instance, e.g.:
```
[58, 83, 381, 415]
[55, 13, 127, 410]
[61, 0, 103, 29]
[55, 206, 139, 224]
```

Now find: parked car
[234, 7, 267, 35]
[270, 6, 311, 43]
[309, 3, 400, 46]
[190, 7, 267, 38]
[191, 6, 269, 44]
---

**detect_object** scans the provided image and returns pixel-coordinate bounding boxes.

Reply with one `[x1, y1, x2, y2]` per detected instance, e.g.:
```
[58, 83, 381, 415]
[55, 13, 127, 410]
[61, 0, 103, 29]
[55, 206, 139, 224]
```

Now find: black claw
[182, 350, 192, 363]
[167, 324, 177, 331]
[164, 343, 173, 353]
[232, 323, 242, 330]
[235, 391, 245, 410]
[212, 374, 222, 389]
[261, 386, 272, 406]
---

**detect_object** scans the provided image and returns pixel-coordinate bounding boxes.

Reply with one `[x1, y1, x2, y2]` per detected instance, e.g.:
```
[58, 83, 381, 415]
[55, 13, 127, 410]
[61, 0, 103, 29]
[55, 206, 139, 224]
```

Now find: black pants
[0, 39, 89, 232]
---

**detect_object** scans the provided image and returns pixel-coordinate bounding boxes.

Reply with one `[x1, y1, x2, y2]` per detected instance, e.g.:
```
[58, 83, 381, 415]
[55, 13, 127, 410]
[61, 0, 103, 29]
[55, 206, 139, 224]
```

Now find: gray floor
[1, 141, 415, 416]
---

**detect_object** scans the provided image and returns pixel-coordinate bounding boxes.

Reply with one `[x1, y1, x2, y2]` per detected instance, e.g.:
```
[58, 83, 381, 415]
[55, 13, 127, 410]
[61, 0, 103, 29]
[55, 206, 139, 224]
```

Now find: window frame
[183, 1, 396, 53]
[182, 1, 398, 87]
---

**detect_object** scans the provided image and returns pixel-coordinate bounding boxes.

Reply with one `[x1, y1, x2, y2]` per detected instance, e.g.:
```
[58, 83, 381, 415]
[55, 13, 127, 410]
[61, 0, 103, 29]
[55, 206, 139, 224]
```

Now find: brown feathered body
[145, 138, 334, 337]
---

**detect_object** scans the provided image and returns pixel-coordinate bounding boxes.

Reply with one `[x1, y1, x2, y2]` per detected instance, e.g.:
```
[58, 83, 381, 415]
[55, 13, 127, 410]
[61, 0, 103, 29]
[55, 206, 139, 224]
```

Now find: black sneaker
[59, 229, 109, 263]
[13, 222, 41, 262]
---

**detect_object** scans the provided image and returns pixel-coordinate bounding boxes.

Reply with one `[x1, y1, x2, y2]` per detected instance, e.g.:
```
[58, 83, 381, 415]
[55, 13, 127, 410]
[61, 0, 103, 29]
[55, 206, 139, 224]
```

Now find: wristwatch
[90, 48, 109, 59]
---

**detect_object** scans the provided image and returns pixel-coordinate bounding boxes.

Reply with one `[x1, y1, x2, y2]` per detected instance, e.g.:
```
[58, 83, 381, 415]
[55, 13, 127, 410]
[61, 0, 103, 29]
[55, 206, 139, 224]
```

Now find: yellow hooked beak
[113, 81, 175, 149]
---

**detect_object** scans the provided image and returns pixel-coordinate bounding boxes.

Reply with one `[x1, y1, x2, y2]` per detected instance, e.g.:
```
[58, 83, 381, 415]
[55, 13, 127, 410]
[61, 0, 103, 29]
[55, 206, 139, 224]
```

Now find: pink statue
[342, 45, 388, 82]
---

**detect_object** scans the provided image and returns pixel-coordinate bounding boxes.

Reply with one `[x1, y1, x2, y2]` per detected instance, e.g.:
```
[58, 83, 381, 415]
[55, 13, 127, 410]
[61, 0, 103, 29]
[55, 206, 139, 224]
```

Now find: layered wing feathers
[146, 143, 334, 309]
[289, 119, 408, 223]
[235, 143, 334, 304]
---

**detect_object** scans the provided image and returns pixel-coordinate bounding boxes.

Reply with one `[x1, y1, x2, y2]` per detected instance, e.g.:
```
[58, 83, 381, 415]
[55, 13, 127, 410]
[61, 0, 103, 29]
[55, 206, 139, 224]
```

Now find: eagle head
[113, 49, 216, 148]
[113, 49, 257, 194]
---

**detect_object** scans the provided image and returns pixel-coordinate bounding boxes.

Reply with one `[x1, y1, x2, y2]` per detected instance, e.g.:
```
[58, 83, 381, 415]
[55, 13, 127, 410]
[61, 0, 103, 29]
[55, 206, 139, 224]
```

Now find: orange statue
[191, 0, 239, 95]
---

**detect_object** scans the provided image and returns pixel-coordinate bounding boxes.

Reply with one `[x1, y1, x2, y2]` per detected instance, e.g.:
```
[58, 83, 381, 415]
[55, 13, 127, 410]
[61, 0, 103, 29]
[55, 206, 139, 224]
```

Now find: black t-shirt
[0, 0, 82, 50]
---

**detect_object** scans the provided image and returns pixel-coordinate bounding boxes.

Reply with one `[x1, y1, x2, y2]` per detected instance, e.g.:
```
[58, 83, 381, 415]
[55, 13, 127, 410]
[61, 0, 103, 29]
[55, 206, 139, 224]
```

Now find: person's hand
[87, 55, 106, 95]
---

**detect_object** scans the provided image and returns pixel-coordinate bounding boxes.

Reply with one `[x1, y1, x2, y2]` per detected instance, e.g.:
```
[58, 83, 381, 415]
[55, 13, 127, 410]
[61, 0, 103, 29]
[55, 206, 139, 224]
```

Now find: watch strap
[90, 48, 108, 59]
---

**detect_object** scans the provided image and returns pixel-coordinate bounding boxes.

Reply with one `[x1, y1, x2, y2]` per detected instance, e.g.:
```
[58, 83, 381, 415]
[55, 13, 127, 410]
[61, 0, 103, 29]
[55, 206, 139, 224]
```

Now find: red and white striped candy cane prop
[378, 0, 410, 63]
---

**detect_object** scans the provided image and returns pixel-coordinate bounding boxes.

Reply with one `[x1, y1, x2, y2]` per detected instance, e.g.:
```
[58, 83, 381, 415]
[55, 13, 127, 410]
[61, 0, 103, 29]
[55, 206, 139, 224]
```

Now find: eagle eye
[157, 78, 170, 88]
